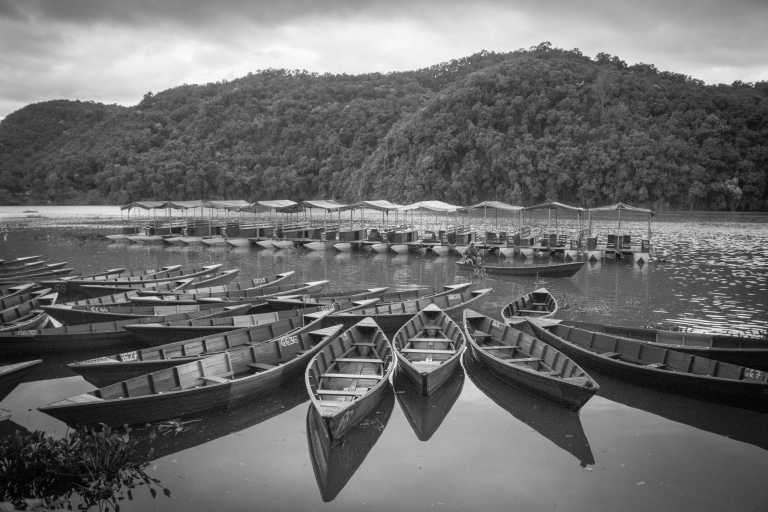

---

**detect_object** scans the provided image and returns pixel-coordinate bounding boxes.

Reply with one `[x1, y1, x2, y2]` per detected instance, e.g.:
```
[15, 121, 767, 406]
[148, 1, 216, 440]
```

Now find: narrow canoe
[463, 310, 598, 410]
[133, 271, 296, 297]
[0, 259, 48, 276]
[41, 302, 249, 325]
[529, 320, 768, 411]
[306, 317, 395, 440]
[0, 359, 43, 399]
[559, 319, 768, 371]
[0, 288, 47, 311]
[0, 304, 252, 356]
[464, 354, 595, 466]
[0, 266, 74, 284]
[393, 368, 463, 441]
[0, 261, 68, 278]
[1, 290, 56, 326]
[325, 287, 493, 338]
[68, 310, 333, 386]
[307, 388, 394, 502]
[501, 288, 558, 323]
[41, 323, 344, 426]
[131, 280, 330, 306]
[392, 304, 467, 395]
[55, 264, 223, 288]
[456, 260, 585, 277]
[0, 255, 44, 269]
[73, 269, 240, 298]
[0, 283, 40, 303]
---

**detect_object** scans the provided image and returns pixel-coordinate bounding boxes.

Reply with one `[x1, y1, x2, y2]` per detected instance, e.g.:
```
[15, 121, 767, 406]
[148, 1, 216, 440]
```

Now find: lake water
[1, 212, 767, 511]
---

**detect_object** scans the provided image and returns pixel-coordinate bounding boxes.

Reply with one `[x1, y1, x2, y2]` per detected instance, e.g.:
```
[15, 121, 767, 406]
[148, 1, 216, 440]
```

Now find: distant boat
[305, 317, 395, 440]
[456, 260, 585, 277]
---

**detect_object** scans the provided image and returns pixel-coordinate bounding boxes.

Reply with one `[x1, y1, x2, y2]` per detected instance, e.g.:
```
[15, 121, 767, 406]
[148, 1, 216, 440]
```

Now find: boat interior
[503, 290, 556, 318]
[395, 308, 462, 371]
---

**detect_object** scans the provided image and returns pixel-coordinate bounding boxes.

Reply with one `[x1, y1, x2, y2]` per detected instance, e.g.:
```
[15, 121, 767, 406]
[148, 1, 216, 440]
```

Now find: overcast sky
[1, 0, 767, 119]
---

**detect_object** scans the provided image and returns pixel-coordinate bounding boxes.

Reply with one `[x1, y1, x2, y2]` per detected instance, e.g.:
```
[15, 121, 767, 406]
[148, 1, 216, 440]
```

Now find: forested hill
[1, 43, 767, 210]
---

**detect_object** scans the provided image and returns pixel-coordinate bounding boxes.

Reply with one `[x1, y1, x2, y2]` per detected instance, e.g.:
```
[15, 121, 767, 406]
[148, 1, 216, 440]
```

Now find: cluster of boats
[1, 254, 767, 495]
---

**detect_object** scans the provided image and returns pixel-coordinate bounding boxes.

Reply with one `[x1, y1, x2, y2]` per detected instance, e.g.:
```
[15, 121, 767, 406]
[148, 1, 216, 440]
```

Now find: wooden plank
[321, 373, 381, 380]
[601, 351, 621, 359]
[401, 348, 455, 355]
[202, 375, 229, 384]
[408, 337, 451, 343]
[335, 358, 384, 364]
[503, 357, 540, 363]
[316, 389, 367, 396]
[482, 345, 519, 350]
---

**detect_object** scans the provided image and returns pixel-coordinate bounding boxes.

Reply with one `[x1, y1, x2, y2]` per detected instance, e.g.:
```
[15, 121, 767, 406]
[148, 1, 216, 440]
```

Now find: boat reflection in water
[306, 386, 394, 502]
[138, 378, 309, 460]
[464, 354, 595, 467]
[393, 368, 464, 441]
[595, 370, 768, 453]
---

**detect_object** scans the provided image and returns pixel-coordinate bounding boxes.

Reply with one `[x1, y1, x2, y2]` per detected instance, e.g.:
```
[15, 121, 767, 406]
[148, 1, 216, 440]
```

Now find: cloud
[1, 0, 767, 119]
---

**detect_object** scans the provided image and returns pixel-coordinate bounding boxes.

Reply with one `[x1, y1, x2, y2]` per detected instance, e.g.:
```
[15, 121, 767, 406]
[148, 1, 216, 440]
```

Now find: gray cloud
[1, 0, 767, 119]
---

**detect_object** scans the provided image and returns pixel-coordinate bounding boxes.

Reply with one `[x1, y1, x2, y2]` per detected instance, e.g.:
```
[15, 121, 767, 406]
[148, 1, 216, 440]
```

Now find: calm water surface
[1, 213, 767, 512]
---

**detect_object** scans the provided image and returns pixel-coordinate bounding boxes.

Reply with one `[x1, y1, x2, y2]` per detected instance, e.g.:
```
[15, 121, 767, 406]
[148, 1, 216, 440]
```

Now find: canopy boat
[68, 310, 333, 386]
[456, 260, 585, 278]
[41, 323, 344, 426]
[305, 318, 395, 440]
[0, 304, 251, 356]
[392, 304, 467, 395]
[0, 359, 43, 399]
[130, 280, 329, 306]
[464, 355, 595, 467]
[501, 288, 558, 324]
[122, 300, 376, 344]
[558, 319, 768, 371]
[307, 388, 394, 502]
[463, 310, 598, 410]
[393, 368, 463, 441]
[326, 287, 493, 337]
[528, 320, 768, 411]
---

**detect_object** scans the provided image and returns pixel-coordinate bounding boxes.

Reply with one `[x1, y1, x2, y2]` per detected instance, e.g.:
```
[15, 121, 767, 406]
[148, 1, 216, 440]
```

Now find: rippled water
[1, 213, 767, 511]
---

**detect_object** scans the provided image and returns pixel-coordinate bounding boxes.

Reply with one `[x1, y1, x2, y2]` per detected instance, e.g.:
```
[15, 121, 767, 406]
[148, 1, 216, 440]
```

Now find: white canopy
[469, 201, 524, 212]
[302, 200, 350, 212]
[589, 202, 654, 216]
[352, 200, 404, 211]
[400, 200, 465, 213]
[524, 201, 585, 213]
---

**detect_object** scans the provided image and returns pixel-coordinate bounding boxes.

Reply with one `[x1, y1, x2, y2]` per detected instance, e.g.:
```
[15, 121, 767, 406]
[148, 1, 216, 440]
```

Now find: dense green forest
[1, 43, 766, 210]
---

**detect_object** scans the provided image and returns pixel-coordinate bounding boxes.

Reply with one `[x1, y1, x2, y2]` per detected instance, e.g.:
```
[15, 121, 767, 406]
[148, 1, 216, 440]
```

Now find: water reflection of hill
[595, 370, 768, 453]
[307, 387, 394, 502]
[464, 355, 595, 467]
[393, 368, 464, 441]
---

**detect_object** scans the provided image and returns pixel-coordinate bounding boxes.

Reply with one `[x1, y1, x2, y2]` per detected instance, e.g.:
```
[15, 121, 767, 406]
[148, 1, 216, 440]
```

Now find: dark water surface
[1, 215, 767, 512]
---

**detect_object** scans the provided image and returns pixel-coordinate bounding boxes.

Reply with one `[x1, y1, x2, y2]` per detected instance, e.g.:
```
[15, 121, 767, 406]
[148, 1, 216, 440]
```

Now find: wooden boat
[464, 354, 595, 466]
[325, 286, 493, 337]
[456, 260, 585, 277]
[131, 280, 329, 306]
[41, 302, 250, 325]
[200, 236, 228, 246]
[73, 268, 240, 298]
[0, 255, 44, 269]
[54, 264, 223, 288]
[528, 320, 768, 411]
[307, 388, 394, 502]
[559, 319, 768, 371]
[41, 323, 344, 426]
[0, 261, 68, 278]
[463, 310, 598, 410]
[0, 283, 40, 303]
[225, 238, 251, 247]
[272, 240, 296, 249]
[393, 368, 463, 441]
[501, 288, 558, 323]
[0, 286, 47, 311]
[0, 359, 43, 399]
[305, 318, 395, 440]
[133, 271, 296, 297]
[0, 259, 48, 276]
[0, 289, 57, 326]
[0, 266, 74, 284]
[252, 239, 276, 249]
[0, 304, 251, 356]
[68, 310, 334, 386]
[392, 304, 467, 395]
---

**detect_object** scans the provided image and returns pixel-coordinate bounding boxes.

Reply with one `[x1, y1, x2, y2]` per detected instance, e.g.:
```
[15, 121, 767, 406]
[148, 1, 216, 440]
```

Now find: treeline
[1, 43, 766, 210]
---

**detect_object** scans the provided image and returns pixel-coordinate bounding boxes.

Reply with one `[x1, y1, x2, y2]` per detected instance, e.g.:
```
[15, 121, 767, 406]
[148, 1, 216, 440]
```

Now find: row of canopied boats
[1, 254, 767, 501]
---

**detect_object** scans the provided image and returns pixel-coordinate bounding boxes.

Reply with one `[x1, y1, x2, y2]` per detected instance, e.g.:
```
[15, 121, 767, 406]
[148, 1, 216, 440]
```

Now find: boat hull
[456, 260, 585, 277]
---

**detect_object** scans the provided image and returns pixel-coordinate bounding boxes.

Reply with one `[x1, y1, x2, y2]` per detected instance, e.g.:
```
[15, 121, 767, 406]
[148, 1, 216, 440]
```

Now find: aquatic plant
[0, 425, 170, 511]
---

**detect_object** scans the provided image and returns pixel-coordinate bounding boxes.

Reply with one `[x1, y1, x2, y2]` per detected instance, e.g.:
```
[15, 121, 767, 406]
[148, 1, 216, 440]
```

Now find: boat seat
[248, 362, 276, 371]
[352, 342, 377, 347]
[401, 348, 455, 355]
[335, 357, 384, 364]
[531, 302, 549, 306]
[316, 388, 367, 396]
[515, 309, 548, 315]
[472, 330, 492, 338]
[201, 375, 229, 384]
[421, 324, 443, 330]
[503, 357, 540, 363]
[601, 352, 621, 359]
[482, 345, 519, 350]
[321, 373, 381, 380]
[409, 337, 452, 343]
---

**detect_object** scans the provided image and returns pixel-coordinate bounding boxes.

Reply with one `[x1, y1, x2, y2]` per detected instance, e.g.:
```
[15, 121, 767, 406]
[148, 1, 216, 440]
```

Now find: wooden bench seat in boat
[483, 345, 519, 350]
[334, 358, 384, 364]
[401, 348, 456, 355]
[601, 352, 621, 359]
[409, 337, 452, 343]
[531, 301, 549, 307]
[351, 342, 376, 347]
[420, 324, 443, 331]
[503, 357, 540, 363]
[472, 330, 492, 338]
[321, 373, 381, 380]
[317, 388, 368, 396]
[516, 309, 548, 315]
